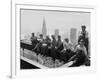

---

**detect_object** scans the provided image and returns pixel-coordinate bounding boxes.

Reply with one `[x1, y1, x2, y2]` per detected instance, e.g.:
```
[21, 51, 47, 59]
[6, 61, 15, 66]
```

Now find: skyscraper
[70, 28, 77, 46]
[42, 18, 47, 38]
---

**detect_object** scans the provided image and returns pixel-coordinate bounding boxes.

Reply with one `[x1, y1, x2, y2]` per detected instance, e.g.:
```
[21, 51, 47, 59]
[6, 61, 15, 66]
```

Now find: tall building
[70, 28, 77, 46]
[42, 18, 47, 38]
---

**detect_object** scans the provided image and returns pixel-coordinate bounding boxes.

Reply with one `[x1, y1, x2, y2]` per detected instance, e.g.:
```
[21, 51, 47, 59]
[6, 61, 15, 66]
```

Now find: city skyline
[21, 9, 90, 42]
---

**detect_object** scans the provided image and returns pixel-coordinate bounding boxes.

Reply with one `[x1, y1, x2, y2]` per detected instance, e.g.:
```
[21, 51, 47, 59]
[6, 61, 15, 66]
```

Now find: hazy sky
[21, 9, 90, 40]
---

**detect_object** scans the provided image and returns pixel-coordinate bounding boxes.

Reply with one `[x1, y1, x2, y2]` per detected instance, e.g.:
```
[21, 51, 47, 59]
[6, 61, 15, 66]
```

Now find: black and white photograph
[0, 0, 99, 78]
[20, 7, 91, 69]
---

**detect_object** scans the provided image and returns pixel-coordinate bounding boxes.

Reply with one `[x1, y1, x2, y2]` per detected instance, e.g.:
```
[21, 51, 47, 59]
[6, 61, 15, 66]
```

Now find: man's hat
[81, 25, 86, 28]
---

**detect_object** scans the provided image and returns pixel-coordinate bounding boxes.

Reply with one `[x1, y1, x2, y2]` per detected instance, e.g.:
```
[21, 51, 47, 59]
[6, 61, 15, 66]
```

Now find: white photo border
[11, 4, 96, 79]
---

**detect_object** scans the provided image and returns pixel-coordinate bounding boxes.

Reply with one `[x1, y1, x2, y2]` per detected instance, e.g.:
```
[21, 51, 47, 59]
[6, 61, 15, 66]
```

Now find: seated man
[68, 39, 89, 67]
[59, 38, 73, 63]
[55, 35, 63, 59]
[50, 35, 57, 60]
[34, 34, 49, 56]
[30, 33, 38, 48]
[56, 35, 63, 51]
[32, 34, 44, 54]
[62, 38, 70, 52]
[37, 34, 44, 42]
[44, 35, 52, 57]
